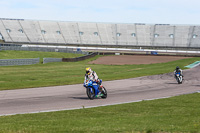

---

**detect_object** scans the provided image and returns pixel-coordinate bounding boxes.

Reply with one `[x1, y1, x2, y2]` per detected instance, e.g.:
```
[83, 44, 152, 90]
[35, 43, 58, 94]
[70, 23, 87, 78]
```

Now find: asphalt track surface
[0, 66, 200, 116]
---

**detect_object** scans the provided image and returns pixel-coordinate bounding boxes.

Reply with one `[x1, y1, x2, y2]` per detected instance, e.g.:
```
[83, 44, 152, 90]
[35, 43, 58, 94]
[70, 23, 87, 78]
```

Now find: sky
[1, 0, 200, 25]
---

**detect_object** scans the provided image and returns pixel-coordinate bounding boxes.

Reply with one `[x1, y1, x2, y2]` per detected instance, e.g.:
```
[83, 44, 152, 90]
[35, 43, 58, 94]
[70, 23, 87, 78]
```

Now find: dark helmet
[176, 66, 180, 70]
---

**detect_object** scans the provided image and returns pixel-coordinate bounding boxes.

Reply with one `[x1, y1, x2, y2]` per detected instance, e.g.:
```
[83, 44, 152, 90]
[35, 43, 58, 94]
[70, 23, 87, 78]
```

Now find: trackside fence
[43, 53, 97, 64]
[0, 44, 88, 55]
[43, 58, 62, 64]
[0, 58, 40, 66]
[62, 53, 97, 62]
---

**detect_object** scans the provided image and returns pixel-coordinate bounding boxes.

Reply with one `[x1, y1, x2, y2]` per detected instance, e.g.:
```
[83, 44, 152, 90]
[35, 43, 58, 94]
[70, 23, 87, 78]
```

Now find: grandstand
[0, 18, 200, 49]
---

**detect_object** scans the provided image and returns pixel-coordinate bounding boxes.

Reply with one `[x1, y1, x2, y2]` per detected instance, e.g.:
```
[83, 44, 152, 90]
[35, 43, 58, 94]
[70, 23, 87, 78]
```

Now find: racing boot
[98, 85, 103, 92]
[96, 91, 103, 97]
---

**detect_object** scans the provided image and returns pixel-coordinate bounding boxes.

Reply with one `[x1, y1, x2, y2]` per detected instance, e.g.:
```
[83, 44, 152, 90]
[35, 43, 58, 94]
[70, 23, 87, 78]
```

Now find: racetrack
[0, 65, 200, 116]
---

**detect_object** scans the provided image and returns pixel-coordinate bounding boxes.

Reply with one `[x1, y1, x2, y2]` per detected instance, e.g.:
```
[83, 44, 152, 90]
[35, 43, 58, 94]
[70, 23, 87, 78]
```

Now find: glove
[83, 82, 88, 87]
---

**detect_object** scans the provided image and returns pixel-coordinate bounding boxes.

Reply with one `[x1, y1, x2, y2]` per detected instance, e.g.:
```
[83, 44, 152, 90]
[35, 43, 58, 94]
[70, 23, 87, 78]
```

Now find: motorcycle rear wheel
[101, 86, 107, 99]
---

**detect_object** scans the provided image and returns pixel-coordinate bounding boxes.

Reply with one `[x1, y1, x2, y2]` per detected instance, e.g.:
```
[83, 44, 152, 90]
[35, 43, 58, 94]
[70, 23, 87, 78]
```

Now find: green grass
[1, 51, 200, 132]
[0, 51, 200, 90]
[0, 93, 200, 133]
[0, 50, 83, 59]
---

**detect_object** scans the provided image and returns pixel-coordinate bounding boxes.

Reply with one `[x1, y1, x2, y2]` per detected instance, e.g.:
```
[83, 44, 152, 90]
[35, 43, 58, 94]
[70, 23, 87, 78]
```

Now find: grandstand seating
[39, 21, 65, 44]
[78, 22, 101, 45]
[136, 24, 151, 46]
[0, 20, 12, 42]
[174, 26, 190, 47]
[153, 25, 174, 47]
[1, 20, 29, 43]
[97, 23, 117, 45]
[189, 26, 200, 47]
[58, 22, 81, 44]
[20, 20, 45, 43]
[0, 19, 200, 48]
[116, 24, 137, 45]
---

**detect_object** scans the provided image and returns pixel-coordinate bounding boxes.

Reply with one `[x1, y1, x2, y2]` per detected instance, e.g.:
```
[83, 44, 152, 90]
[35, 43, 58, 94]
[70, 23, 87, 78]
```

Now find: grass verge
[0, 93, 200, 132]
[0, 51, 200, 132]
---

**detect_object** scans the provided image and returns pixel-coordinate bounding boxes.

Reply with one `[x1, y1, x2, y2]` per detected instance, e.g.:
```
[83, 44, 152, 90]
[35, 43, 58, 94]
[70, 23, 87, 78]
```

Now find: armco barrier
[0, 44, 88, 55]
[62, 53, 97, 62]
[0, 53, 97, 66]
[0, 58, 40, 66]
[43, 53, 97, 64]
[43, 58, 62, 64]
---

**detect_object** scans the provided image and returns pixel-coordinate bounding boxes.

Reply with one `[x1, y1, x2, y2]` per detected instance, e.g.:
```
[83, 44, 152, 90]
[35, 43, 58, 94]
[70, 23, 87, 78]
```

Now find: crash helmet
[176, 66, 180, 70]
[86, 67, 92, 75]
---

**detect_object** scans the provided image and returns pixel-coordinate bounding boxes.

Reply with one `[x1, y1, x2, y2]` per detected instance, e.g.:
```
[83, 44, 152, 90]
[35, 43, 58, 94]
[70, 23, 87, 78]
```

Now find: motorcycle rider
[84, 67, 103, 92]
[174, 66, 183, 77]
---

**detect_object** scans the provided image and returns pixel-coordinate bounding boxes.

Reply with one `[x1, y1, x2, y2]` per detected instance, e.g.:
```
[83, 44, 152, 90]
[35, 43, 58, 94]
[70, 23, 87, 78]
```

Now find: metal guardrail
[0, 44, 88, 55]
[43, 53, 97, 64]
[0, 58, 40, 66]
[19, 44, 200, 55]
[0, 44, 94, 66]
[0, 54, 96, 65]
[62, 53, 97, 62]
[43, 58, 62, 64]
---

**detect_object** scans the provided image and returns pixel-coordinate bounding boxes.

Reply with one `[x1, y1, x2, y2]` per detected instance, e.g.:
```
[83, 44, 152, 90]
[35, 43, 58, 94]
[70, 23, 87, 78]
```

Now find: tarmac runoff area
[0, 64, 200, 116]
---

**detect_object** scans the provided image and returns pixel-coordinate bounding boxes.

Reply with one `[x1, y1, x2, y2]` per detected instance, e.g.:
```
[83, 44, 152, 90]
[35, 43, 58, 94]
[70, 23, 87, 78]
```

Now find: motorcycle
[83, 79, 107, 100]
[175, 72, 183, 84]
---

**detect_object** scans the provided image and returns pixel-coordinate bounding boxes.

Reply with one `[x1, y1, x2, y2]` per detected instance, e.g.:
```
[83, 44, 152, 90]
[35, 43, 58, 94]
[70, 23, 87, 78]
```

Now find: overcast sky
[1, 0, 200, 25]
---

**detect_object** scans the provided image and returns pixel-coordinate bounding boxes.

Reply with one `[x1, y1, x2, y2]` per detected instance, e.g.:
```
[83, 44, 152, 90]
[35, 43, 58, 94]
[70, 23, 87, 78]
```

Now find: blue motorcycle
[83, 80, 107, 100]
[175, 72, 183, 84]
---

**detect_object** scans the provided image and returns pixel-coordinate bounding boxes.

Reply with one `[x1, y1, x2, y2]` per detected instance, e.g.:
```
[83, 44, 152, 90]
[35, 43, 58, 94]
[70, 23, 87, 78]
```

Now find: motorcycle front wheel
[86, 87, 95, 100]
[178, 76, 183, 84]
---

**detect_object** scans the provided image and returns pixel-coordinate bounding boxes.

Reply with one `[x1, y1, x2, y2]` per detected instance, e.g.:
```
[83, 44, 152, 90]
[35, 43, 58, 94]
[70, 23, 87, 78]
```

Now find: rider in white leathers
[84, 67, 103, 90]
[84, 67, 98, 82]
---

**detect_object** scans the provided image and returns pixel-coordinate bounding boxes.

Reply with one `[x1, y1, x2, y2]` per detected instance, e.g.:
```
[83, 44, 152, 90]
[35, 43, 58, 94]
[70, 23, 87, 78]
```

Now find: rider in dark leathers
[174, 66, 183, 78]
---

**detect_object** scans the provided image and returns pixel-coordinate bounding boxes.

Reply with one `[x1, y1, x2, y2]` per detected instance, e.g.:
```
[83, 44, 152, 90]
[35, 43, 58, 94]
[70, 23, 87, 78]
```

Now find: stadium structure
[0, 18, 200, 54]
